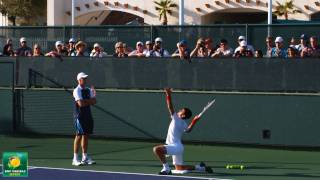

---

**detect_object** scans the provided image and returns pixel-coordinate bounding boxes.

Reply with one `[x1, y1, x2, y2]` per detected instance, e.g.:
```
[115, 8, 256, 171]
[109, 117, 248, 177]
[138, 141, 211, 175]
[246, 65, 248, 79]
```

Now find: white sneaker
[72, 159, 82, 166]
[81, 156, 96, 165]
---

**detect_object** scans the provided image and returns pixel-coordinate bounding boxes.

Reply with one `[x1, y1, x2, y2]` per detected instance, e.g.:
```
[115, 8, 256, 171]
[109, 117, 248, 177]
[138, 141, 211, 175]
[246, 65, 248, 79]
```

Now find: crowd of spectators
[2, 34, 320, 59]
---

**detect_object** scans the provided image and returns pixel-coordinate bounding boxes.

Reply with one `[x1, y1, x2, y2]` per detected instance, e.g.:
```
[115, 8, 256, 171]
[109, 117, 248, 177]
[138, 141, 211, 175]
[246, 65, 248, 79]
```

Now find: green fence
[2, 57, 320, 147]
[12, 57, 320, 92]
[0, 24, 320, 54]
[15, 89, 320, 147]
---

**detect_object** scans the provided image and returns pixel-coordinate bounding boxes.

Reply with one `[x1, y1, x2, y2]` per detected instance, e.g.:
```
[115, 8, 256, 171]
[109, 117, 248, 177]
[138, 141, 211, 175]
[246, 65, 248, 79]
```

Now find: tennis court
[1, 135, 320, 180]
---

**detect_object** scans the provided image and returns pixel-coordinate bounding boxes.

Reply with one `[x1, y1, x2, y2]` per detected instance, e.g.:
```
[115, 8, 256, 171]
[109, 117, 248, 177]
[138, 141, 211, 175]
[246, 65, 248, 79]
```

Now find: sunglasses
[21, 41, 26, 43]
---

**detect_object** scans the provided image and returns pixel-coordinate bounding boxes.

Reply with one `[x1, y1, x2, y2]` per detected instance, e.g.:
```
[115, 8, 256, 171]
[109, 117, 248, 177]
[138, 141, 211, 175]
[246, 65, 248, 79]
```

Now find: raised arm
[185, 115, 201, 133]
[165, 88, 174, 115]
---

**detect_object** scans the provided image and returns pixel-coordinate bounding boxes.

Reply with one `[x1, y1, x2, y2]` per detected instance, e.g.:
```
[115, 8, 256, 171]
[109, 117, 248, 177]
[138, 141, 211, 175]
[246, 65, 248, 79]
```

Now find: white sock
[73, 153, 78, 161]
[195, 164, 205, 171]
[162, 163, 170, 171]
[82, 153, 87, 160]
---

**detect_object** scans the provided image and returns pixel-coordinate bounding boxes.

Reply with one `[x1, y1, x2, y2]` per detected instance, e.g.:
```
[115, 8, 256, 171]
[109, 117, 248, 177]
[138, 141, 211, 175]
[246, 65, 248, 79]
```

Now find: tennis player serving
[153, 88, 213, 175]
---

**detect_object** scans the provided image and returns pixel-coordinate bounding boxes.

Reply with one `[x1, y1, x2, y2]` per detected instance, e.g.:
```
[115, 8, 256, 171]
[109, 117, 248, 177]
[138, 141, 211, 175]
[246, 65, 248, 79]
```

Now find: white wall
[47, 0, 318, 26]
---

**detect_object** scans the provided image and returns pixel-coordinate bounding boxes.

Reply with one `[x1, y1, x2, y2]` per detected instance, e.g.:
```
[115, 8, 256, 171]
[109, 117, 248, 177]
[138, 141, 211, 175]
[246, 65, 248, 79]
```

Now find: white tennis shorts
[164, 143, 184, 165]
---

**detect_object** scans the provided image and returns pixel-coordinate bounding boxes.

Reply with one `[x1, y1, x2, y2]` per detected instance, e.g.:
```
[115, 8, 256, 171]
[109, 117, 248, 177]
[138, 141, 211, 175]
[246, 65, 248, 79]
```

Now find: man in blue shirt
[72, 72, 97, 166]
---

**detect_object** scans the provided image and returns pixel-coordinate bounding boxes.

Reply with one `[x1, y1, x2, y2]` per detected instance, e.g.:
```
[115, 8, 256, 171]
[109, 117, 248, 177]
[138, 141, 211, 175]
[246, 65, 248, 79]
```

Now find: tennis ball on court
[226, 165, 230, 169]
[240, 165, 244, 170]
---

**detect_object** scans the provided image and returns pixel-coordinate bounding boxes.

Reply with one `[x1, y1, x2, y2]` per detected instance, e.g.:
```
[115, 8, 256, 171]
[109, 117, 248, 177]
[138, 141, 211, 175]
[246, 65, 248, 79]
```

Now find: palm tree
[274, 0, 302, 20]
[154, 0, 177, 25]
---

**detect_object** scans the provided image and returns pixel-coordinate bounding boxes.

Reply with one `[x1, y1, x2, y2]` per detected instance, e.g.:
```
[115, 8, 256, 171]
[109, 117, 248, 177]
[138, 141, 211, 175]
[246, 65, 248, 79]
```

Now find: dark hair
[182, 108, 192, 119]
[220, 39, 228, 44]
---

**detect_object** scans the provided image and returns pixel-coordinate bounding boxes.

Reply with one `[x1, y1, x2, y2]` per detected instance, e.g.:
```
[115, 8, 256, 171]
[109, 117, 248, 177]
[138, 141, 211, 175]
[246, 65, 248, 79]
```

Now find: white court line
[26, 165, 232, 180]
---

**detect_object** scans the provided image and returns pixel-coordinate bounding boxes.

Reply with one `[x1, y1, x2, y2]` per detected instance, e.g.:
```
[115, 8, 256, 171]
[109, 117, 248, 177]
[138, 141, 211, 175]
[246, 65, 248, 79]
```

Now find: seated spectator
[234, 36, 254, 54]
[147, 37, 170, 57]
[190, 38, 208, 58]
[265, 36, 274, 57]
[45, 41, 68, 57]
[3, 38, 13, 56]
[71, 41, 89, 57]
[211, 39, 233, 58]
[128, 41, 145, 57]
[301, 36, 320, 58]
[123, 43, 132, 54]
[295, 34, 309, 53]
[113, 42, 128, 58]
[233, 41, 253, 58]
[270, 37, 287, 58]
[15, 37, 32, 56]
[33, 44, 44, 57]
[205, 38, 216, 57]
[172, 40, 191, 60]
[3, 44, 14, 56]
[289, 37, 297, 48]
[287, 47, 298, 58]
[68, 38, 76, 56]
[254, 50, 263, 58]
[143, 41, 153, 57]
[90, 43, 107, 58]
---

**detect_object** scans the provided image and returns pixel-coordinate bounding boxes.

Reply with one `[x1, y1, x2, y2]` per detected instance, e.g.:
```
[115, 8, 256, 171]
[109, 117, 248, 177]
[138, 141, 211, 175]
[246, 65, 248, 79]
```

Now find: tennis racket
[198, 99, 216, 117]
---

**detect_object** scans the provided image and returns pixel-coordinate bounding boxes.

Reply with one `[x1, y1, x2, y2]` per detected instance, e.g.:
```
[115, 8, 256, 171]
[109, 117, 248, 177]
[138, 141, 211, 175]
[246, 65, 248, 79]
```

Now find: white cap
[20, 37, 26, 43]
[155, 37, 162, 42]
[93, 43, 100, 48]
[55, 41, 63, 47]
[145, 41, 152, 45]
[136, 41, 143, 46]
[69, 38, 76, 43]
[240, 40, 247, 47]
[77, 72, 88, 81]
[238, 36, 246, 41]
[275, 36, 284, 43]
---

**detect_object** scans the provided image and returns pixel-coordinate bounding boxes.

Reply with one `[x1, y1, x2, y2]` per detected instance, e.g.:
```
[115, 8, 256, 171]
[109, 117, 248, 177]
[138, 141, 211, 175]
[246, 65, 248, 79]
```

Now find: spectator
[68, 38, 76, 56]
[287, 47, 298, 58]
[72, 41, 89, 57]
[233, 41, 254, 58]
[211, 39, 233, 58]
[289, 37, 297, 48]
[301, 36, 320, 58]
[3, 38, 13, 56]
[172, 40, 191, 60]
[4, 44, 15, 56]
[270, 36, 287, 58]
[143, 41, 153, 57]
[204, 38, 216, 57]
[128, 41, 145, 57]
[123, 43, 132, 54]
[113, 41, 128, 58]
[15, 37, 32, 56]
[254, 50, 263, 58]
[46, 41, 68, 57]
[234, 36, 254, 54]
[295, 34, 309, 53]
[90, 43, 107, 58]
[148, 37, 170, 57]
[265, 36, 274, 57]
[33, 44, 44, 57]
[190, 38, 208, 58]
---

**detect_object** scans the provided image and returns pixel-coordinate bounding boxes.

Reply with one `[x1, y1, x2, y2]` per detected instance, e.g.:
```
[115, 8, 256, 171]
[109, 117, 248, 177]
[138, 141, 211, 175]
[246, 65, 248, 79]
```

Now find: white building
[47, 0, 320, 26]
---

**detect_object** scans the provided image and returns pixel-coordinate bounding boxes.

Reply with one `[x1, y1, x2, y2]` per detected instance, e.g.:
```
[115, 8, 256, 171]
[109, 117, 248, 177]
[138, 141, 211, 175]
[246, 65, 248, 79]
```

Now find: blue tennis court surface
[0, 165, 231, 180]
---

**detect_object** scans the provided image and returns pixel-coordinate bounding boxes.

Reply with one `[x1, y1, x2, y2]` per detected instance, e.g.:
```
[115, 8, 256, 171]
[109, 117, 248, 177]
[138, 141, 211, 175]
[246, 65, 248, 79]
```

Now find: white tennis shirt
[165, 113, 188, 145]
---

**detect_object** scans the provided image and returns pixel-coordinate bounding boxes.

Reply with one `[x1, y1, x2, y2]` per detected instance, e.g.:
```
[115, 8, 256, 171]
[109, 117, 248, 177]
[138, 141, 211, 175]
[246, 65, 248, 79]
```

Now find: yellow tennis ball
[9, 157, 21, 168]
[240, 165, 244, 170]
